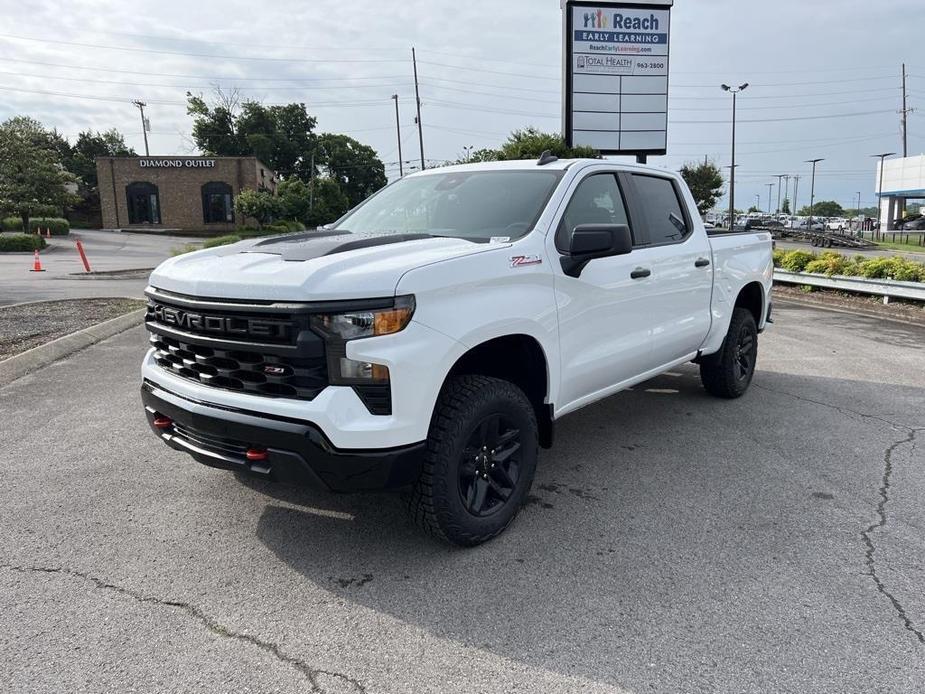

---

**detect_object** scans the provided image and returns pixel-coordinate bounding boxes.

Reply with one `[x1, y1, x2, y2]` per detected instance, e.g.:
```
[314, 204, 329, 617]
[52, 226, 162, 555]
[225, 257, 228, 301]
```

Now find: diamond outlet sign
[563, 0, 673, 156]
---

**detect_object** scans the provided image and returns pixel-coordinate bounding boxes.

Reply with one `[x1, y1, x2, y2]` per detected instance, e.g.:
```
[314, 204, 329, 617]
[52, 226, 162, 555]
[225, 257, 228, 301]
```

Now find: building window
[126, 182, 160, 224]
[201, 182, 234, 224]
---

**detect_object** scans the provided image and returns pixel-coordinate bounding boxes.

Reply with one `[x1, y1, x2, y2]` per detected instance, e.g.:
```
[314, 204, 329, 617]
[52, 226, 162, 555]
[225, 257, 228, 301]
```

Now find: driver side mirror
[560, 224, 633, 278]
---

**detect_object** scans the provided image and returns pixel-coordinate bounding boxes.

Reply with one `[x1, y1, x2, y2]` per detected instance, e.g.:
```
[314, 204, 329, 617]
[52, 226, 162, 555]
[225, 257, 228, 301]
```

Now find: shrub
[0, 233, 47, 252]
[772, 249, 786, 268]
[1, 217, 69, 235]
[778, 250, 816, 272]
[202, 234, 242, 249]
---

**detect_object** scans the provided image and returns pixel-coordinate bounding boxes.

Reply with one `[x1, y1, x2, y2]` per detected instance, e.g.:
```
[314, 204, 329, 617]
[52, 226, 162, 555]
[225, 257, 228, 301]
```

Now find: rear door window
[630, 174, 689, 244]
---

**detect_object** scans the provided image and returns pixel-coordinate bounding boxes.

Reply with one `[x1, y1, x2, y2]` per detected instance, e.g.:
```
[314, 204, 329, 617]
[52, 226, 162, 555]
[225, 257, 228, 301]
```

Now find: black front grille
[149, 333, 327, 400]
[145, 291, 328, 401]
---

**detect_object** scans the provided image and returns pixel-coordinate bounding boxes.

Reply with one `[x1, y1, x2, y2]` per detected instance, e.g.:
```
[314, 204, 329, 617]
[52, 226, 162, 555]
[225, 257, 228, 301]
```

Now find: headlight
[311, 296, 415, 384]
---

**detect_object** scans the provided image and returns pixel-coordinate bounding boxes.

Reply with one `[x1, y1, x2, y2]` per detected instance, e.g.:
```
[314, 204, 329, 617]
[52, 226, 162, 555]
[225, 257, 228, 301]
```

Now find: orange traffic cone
[30, 249, 45, 272]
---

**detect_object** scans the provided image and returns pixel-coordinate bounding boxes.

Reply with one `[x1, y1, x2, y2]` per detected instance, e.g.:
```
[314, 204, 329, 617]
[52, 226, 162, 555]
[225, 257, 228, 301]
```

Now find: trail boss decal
[510, 255, 543, 268]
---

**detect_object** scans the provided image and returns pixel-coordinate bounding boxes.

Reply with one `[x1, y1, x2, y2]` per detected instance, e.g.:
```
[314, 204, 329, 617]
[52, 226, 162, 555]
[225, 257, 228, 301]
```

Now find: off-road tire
[699, 307, 758, 399]
[407, 375, 538, 546]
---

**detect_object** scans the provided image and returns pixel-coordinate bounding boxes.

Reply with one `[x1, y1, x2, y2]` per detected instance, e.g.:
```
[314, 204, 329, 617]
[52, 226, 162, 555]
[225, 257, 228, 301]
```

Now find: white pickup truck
[141, 156, 773, 545]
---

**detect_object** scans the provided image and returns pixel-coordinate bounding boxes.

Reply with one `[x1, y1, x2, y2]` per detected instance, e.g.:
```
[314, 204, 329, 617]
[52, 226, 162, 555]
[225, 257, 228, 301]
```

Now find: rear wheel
[407, 375, 538, 546]
[700, 307, 758, 399]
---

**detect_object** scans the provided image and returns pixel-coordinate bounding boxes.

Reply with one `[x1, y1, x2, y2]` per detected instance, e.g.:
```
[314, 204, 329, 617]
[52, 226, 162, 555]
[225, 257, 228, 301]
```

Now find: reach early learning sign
[563, 0, 673, 156]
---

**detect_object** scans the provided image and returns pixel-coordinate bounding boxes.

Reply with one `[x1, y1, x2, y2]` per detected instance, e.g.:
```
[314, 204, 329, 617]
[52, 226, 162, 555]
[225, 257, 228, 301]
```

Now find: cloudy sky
[0, 0, 921, 211]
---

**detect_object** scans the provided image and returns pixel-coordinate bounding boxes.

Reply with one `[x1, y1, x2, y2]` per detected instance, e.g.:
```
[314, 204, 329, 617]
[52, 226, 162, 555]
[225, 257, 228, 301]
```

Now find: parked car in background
[825, 218, 848, 232]
[900, 216, 925, 231]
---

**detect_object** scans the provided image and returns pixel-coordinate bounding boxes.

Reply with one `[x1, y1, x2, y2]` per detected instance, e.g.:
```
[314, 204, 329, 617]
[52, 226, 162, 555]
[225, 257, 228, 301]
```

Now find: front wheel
[700, 307, 758, 399]
[407, 375, 538, 546]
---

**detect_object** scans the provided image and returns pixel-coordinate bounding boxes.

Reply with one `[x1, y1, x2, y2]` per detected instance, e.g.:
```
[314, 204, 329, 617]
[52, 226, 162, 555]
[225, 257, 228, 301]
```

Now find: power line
[0, 33, 408, 64]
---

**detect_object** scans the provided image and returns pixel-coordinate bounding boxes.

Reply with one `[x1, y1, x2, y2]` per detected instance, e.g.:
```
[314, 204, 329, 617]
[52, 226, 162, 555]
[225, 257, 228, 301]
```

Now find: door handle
[695, 258, 711, 268]
[630, 267, 651, 279]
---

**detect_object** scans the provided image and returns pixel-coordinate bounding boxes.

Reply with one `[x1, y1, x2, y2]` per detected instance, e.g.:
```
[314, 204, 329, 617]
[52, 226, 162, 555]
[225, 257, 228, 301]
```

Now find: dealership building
[875, 154, 925, 230]
[96, 156, 278, 233]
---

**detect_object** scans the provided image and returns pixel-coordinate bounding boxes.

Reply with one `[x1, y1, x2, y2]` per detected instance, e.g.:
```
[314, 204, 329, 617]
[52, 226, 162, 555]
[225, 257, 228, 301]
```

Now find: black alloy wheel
[733, 324, 756, 383]
[458, 414, 522, 517]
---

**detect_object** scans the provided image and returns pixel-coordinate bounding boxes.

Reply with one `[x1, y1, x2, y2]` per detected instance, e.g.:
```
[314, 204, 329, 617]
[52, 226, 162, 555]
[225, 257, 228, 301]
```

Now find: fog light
[338, 358, 389, 383]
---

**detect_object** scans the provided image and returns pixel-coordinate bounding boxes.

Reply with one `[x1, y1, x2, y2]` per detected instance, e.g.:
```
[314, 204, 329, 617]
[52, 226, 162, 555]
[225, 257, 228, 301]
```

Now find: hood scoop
[244, 231, 437, 262]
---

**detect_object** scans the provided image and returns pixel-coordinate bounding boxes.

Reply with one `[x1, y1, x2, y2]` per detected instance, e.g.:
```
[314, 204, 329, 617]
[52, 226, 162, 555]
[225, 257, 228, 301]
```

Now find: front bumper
[142, 380, 425, 492]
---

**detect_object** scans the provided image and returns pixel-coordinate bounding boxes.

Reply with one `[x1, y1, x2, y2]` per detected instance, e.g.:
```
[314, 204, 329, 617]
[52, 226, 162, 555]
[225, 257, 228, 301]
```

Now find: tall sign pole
[563, 1, 674, 161]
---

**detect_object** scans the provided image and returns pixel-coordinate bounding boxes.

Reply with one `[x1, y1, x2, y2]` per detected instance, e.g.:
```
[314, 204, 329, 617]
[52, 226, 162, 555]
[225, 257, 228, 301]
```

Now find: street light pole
[871, 152, 896, 238]
[856, 191, 862, 234]
[766, 183, 774, 214]
[775, 174, 786, 214]
[721, 83, 748, 229]
[391, 95, 403, 178]
[792, 175, 800, 218]
[754, 193, 760, 211]
[805, 158, 824, 229]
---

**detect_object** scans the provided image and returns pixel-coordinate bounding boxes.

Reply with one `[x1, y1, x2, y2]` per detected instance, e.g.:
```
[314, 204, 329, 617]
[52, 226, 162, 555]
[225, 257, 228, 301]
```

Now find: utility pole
[901, 63, 911, 158]
[775, 174, 786, 214]
[899, 64, 912, 219]
[805, 158, 824, 229]
[132, 100, 149, 156]
[792, 175, 801, 219]
[782, 175, 791, 213]
[412, 47, 425, 171]
[766, 183, 774, 214]
[391, 94, 404, 178]
[721, 83, 749, 229]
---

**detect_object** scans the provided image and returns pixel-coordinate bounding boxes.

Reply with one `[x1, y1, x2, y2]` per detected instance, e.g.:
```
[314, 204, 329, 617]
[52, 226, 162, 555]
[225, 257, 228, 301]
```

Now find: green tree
[234, 189, 281, 228]
[679, 159, 724, 216]
[316, 133, 387, 208]
[781, 198, 791, 214]
[69, 129, 135, 189]
[463, 128, 600, 163]
[187, 90, 318, 180]
[798, 200, 843, 217]
[0, 117, 77, 230]
[277, 177, 349, 228]
[747, 205, 761, 213]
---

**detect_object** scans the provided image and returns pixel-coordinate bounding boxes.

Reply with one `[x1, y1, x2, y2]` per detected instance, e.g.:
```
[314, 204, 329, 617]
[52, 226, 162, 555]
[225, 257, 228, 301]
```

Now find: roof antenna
[537, 150, 559, 166]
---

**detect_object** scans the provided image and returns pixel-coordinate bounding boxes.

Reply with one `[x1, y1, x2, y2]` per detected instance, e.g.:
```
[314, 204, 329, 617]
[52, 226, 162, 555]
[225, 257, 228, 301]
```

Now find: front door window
[126, 183, 160, 224]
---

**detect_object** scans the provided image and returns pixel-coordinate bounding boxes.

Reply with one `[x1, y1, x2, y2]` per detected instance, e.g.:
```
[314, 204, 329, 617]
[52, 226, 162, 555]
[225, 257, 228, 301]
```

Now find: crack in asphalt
[859, 430, 925, 645]
[1, 563, 367, 693]
[752, 383, 910, 429]
[753, 383, 925, 645]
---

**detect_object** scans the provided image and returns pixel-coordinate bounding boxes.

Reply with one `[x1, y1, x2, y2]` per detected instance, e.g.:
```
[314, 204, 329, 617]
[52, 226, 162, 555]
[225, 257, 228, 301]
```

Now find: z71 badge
[510, 255, 543, 268]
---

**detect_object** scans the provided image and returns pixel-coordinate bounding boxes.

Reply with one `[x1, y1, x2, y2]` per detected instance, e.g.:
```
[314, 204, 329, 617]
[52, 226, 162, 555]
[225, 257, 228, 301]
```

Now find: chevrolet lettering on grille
[149, 303, 291, 341]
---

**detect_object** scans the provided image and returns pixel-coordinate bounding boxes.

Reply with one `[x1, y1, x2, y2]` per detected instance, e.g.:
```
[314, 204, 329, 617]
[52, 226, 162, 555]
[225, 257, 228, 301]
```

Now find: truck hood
[149, 231, 503, 301]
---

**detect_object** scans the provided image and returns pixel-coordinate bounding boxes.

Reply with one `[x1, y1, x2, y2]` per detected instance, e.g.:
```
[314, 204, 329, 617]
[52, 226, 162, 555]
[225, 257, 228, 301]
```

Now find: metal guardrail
[774, 270, 925, 301]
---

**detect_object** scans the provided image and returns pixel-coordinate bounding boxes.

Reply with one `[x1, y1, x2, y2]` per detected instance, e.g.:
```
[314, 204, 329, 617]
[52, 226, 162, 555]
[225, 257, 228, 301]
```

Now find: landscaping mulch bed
[773, 284, 925, 325]
[0, 298, 146, 360]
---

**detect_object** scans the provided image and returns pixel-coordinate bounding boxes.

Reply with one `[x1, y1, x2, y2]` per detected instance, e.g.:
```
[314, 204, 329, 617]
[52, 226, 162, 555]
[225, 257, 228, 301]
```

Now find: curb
[774, 296, 925, 328]
[0, 308, 146, 388]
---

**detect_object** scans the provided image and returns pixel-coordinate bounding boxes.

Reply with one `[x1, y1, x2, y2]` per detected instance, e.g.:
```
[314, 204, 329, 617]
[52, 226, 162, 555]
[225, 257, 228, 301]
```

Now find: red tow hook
[153, 415, 173, 430]
[246, 448, 269, 462]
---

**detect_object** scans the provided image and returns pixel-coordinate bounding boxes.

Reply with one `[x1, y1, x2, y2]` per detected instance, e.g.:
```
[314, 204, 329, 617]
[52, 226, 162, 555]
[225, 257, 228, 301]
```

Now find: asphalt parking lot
[1, 301, 924, 693]
[0, 230, 199, 306]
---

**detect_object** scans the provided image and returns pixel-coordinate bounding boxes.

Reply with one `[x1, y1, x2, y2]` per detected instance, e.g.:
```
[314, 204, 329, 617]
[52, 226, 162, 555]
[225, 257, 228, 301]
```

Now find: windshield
[332, 170, 564, 242]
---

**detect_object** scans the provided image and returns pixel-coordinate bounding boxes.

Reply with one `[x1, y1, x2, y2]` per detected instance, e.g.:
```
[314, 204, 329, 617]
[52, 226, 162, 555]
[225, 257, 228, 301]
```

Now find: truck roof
[410, 158, 678, 177]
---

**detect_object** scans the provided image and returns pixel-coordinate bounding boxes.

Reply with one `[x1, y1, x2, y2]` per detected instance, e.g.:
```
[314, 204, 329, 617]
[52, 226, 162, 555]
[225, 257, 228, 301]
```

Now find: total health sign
[563, 0, 673, 156]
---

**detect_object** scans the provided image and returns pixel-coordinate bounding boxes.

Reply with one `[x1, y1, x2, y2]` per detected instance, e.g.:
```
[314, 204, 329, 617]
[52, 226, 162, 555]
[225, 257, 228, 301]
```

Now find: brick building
[96, 156, 278, 233]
